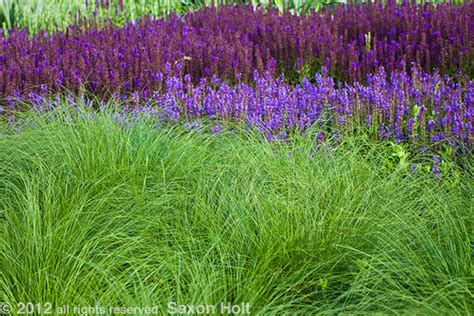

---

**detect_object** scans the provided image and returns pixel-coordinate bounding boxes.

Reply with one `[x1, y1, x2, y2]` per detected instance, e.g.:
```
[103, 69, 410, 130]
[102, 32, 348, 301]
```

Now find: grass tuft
[0, 107, 472, 314]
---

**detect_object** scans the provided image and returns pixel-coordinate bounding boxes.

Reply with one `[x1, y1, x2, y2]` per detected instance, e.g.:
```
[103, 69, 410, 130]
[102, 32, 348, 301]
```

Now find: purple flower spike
[432, 155, 442, 179]
[211, 125, 223, 134]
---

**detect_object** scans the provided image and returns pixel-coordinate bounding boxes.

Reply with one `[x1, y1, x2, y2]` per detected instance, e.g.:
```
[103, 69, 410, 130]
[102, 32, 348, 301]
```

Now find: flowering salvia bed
[0, 3, 473, 152]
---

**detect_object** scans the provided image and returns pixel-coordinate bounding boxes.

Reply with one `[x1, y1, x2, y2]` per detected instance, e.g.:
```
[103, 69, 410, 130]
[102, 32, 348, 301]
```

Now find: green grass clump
[0, 107, 472, 314]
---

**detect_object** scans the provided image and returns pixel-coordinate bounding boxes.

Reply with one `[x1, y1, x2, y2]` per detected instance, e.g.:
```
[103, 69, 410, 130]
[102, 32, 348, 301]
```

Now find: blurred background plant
[0, 0, 467, 35]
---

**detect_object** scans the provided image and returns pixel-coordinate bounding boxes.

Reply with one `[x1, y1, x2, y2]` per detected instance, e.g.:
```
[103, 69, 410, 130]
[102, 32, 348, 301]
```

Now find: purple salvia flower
[432, 155, 441, 179]
[211, 125, 223, 134]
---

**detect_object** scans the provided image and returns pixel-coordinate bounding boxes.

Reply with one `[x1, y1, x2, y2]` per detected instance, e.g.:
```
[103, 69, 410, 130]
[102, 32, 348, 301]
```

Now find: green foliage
[0, 106, 472, 314]
[390, 142, 410, 171]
